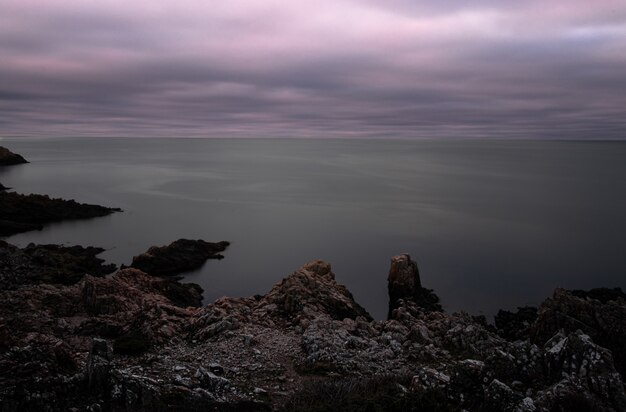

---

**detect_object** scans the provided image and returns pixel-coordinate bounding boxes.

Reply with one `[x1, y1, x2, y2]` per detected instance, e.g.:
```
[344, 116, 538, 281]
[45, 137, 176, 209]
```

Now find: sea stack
[387, 253, 442, 318]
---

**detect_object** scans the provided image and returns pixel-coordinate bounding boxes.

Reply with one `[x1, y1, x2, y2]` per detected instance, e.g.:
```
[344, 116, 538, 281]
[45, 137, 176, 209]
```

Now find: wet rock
[387, 254, 442, 318]
[0, 191, 121, 236]
[0, 146, 28, 166]
[129, 239, 230, 276]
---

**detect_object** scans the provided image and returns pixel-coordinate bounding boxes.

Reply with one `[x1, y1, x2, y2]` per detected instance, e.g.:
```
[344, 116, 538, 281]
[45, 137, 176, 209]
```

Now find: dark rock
[0, 146, 28, 166]
[532, 288, 626, 376]
[87, 338, 112, 391]
[129, 238, 230, 276]
[0, 219, 42, 235]
[483, 379, 521, 412]
[0, 241, 117, 289]
[387, 254, 442, 318]
[0, 191, 121, 236]
[155, 279, 204, 307]
[570, 287, 626, 303]
[261, 260, 373, 322]
[1, 253, 625, 412]
[538, 329, 626, 411]
[495, 306, 538, 341]
[0, 182, 8, 191]
[113, 331, 152, 356]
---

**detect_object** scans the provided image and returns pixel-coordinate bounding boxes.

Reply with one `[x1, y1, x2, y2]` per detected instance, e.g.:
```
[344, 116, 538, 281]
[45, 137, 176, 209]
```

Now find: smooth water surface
[2, 137, 625, 319]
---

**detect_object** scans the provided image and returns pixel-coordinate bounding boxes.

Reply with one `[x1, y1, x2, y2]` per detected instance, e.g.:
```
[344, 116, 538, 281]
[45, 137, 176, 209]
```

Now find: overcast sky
[1, 0, 625, 139]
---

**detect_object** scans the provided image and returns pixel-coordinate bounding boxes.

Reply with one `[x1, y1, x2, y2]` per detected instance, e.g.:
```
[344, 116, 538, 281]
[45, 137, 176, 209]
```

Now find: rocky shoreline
[0, 250, 625, 411]
[0, 146, 121, 237]
[1, 146, 625, 411]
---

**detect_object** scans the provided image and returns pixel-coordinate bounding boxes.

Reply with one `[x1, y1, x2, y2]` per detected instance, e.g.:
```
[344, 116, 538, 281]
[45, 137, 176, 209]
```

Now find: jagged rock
[536, 329, 626, 411]
[0, 241, 117, 289]
[195, 366, 230, 392]
[129, 239, 230, 276]
[532, 288, 626, 376]
[1, 254, 625, 412]
[495, 306, 538, 341]
[387, 254, 442, 318]
[0, 191, 121, 236]
[87, 338, 112, 392]
[570, 287, 626, 303]
[483, 379, 521, 412]
[0, 146, 28, 166]
[261, 260, 372, 322]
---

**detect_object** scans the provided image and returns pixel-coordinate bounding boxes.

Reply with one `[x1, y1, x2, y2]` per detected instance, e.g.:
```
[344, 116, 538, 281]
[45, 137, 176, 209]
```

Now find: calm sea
[2, 137, 625, 319]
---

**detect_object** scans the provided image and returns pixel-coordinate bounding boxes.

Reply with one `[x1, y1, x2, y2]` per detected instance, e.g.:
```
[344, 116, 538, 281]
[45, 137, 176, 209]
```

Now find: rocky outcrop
[260, 260, 372, 322]
[129, 239, 230, 276]
[0, 182, 8, 191]
[531, 287, 626, 376]
[387, 253, 442, 318]
[0, 240, 117, 289]
[1, 252, 625, 411]
[0, 191, 121, 236]
[0, 146, 28, 166]
[495, 306, 538, 341]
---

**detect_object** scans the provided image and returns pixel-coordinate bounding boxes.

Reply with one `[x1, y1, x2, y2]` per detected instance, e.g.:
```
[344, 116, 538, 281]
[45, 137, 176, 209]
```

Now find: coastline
[1, 146, 625, 411]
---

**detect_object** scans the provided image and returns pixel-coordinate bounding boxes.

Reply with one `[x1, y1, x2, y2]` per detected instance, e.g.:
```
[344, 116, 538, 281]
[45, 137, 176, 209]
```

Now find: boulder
[129, 239, 230, 276]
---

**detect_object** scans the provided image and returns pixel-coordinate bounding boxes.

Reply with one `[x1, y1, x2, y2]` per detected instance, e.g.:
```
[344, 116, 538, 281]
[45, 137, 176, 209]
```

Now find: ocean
[2, 137, 625, 319]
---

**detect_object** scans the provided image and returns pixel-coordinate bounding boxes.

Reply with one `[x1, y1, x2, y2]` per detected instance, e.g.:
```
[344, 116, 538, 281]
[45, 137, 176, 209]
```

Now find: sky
[1, 0, 625, 139]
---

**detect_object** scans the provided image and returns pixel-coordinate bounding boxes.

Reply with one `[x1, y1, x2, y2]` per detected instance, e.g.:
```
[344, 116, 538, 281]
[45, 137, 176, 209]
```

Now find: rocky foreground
[0, 248, 625, 412]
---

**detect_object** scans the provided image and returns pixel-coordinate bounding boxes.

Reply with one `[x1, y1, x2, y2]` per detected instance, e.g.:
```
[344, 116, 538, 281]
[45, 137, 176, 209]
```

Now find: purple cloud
[1, 0, 625, 138]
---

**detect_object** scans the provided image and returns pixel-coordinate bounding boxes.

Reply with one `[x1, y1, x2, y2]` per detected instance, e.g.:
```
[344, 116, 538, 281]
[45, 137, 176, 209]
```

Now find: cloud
[0, 0, 625, 138]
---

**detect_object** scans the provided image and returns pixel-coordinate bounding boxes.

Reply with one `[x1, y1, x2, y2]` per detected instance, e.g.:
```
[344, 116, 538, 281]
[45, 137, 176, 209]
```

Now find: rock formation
[0, 250, 624, 411]
[129, 239, 230, 276]
[0, 191, 121, 236]
[0, 146, 28, 166]
[387, 253, 442, 318]
[0, 241, 116, 289]
[495, 306, 538, 341]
